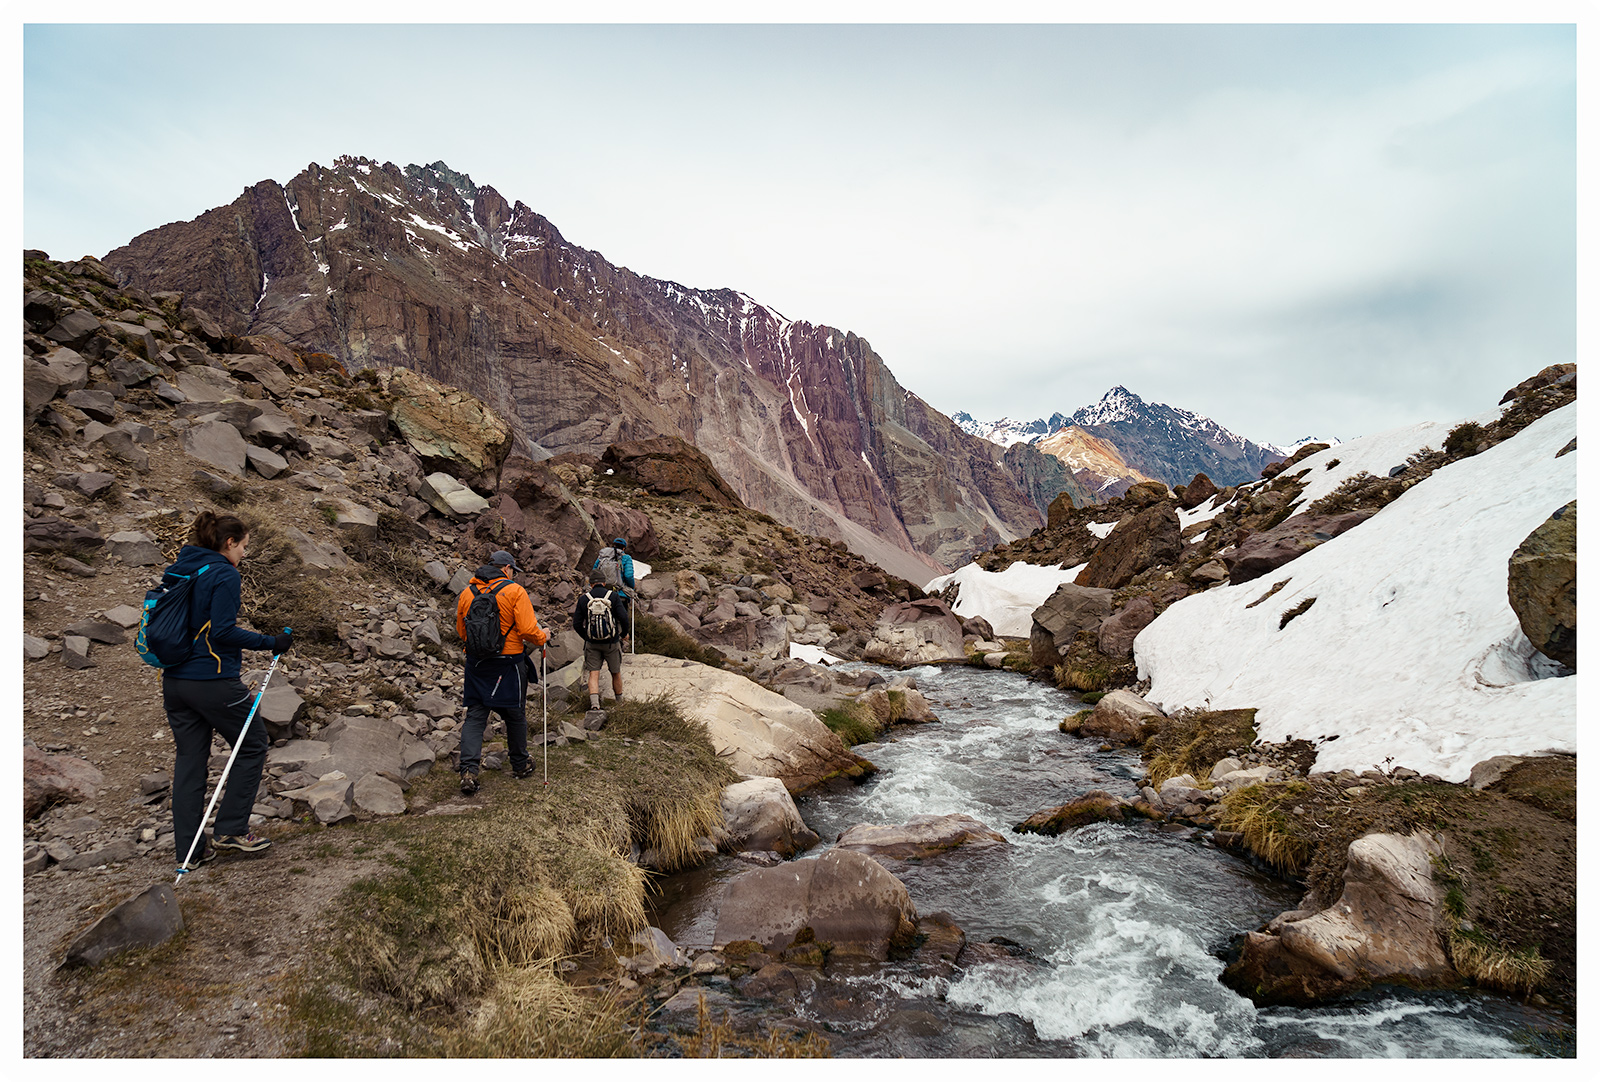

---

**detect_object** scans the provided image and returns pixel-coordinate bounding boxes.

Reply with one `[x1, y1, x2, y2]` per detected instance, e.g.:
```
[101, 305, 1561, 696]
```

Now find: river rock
[1506, 501, 1576, 669]
[862, 598, 964, 664]
[1078, 689, 1165, 745]
[621, 654, 858, 793]
[1075, 502, 1182, 590]
[720, 777, 820, 857]
[1225, 831, 1453, 1005]
[620, 926, 688, 976]
[1013, 790, 1129, 835]
[62, 884, 184, 967]
[713, 848, 918, 961]
[835, 814, 1008, 860]
[1096, 596, 1156, 659]
[1030, 582, 1116, 669]
[23, 747, 104, 819]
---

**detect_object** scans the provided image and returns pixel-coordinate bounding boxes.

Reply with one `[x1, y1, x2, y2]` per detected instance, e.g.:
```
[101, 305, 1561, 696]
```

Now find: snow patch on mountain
[1135, 402, 1576, 782]
[925, 560, 1089, 639]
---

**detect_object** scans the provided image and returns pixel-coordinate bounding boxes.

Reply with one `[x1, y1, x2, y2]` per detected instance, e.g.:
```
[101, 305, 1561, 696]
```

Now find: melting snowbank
[1136, 403, 1576, 782]
[925, 561, 1088, 639]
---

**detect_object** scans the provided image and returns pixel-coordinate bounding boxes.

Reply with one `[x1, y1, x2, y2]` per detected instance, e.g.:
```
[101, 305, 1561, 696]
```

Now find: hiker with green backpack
[453, 550, 549, 795]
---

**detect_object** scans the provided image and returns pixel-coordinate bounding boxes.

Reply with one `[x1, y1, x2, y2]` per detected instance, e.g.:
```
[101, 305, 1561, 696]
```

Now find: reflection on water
[650, 664, 1558, 1057]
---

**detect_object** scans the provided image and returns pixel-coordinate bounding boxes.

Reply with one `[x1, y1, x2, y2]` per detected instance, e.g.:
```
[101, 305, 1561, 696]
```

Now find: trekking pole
[175, 629, 289, 885]
[541, 645, 549, 786]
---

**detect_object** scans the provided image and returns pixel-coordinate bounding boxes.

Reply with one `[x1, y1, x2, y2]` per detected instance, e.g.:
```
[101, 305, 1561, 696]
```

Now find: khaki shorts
[583, 640, 623, 674]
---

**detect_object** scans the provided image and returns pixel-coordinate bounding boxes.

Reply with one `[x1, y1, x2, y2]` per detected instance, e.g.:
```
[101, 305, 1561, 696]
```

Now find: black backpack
[584, 588, 619, 642]
[463, 580, 512, 658]
[135, 562, 212, 669]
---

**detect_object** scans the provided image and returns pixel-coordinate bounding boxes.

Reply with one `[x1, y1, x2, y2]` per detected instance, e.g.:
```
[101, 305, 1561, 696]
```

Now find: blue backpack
[135, 563, 211, 669]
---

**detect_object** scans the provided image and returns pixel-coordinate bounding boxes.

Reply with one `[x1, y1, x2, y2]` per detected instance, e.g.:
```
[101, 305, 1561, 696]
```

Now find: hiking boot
[212, 831, 271, 854]
[460, 771, 480, 795]
[179, 842, 216, 871]
[512, 763, 536, 780]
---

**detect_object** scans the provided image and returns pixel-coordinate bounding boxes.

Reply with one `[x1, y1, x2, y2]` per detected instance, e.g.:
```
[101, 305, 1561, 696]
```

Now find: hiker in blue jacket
[593, 537, 635, 638]
[160, 511, 290, 869]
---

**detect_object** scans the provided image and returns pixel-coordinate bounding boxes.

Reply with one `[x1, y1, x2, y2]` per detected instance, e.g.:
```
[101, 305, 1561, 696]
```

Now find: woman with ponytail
[161, 511, 291, 868]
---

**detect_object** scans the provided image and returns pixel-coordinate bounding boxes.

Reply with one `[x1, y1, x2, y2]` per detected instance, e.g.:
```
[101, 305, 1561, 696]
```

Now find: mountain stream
[649, 664, 1559, 1057]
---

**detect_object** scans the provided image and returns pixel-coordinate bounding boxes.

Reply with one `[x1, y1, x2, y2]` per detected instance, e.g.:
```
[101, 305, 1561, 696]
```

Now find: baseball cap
[489, 550, 519, 572]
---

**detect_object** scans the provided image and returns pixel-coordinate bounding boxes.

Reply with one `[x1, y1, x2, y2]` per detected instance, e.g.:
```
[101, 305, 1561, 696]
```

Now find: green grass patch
[1143, 708, 1258, 788]
[819, 703, 876, 746]
[633, 611, 725, 668]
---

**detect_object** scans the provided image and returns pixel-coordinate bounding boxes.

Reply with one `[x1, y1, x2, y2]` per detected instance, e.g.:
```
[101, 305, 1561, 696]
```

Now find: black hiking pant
[163, 676, 269, 862]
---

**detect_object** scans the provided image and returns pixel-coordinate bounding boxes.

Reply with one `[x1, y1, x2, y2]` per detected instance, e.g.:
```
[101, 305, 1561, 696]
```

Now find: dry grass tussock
[658, 992, 831, 1058]
[1143, 708, 1258, 788]
[324, 693, 735, 1026]
[235, 512, 344, 657]
[1447, 929, 1551, 995]
[442, 962, 638, 1058]
[1217, 781, 1314, 873]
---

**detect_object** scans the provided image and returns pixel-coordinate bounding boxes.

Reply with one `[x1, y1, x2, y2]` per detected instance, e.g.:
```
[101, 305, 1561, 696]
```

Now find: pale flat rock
[102, 604, 144, 628]
[620, 654, 857, 792]
[420, 472, 490, 518]
[834, 813, 1008, 860]
[353, 772, 406, 815]
[182, 419, 249, 476]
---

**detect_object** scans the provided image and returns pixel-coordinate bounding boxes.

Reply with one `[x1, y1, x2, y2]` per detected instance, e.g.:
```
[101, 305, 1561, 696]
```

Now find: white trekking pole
[542, 645, 549, 786]
[175, 634, 286, 884]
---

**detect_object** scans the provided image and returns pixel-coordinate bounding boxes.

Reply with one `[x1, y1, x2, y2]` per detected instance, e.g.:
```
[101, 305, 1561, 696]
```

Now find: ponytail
[189, 510, 248, 553]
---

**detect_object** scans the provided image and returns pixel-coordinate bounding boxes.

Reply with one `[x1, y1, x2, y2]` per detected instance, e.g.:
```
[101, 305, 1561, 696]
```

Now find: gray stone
[58, 839, 140, 871]
[413, 618, 442, 646]
[64, 389, 117, 423]
[23, 635, 50, 660]
[106, 355, 160, 387]
[258, 684, 305, 729]
[414, 690, 457, 719]
[64, 619, 127, 645]
[226, 354, 293, 396]
[446, 566, 473, 594]
[334, 500, 380, 541]
[104, 320, 160, 362]
[400, 740, 437, 779]
[175, 367, 242, 404]
[23, 516, 104, 553]
[62, 884, 184, 966]
[153, 379, 187, 404]
[69, 471, 118, 499]
[304, 433, 356, 462]
[45, 309, 102, 346]
[423, 560, 451, 585]
[138, 772, 171, 795]
[266, 740, 332, 773]
[24, 360, 69, 413]
[278, 775, 354, 823]
[116, 420, 156, 444]
[1468, 755, 1529, 791]
[106, 531, 163, 566]
[421, 472, 490, 518]
[353, 772, 407, 816]
[24, 846, 49, 875]
[281, 527, 350, 576]
[376, 636, 414, 659]
[62, 635, 95, 670]
[46, 348, 90, 392]
[182, 420, 249, 476]
[245, 445, 288, 479]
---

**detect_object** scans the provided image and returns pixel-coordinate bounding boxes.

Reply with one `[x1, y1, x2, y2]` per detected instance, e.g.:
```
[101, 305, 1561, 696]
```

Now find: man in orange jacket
[454, 550, 548, 794]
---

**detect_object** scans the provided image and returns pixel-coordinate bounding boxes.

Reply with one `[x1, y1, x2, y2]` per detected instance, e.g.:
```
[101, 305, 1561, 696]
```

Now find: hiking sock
[590, 693, 602, 709]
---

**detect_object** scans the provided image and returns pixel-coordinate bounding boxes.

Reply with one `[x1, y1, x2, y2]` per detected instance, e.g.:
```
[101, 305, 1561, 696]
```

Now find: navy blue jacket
[161, 544, 277, 680]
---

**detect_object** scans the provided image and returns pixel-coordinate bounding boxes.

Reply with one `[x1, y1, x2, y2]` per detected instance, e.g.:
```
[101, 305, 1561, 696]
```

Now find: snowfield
[1135, 402, 1576, 782]
[925, 560, 1088, 639]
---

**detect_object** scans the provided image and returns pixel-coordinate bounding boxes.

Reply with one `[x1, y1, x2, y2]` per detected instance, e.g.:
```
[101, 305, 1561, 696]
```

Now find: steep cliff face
[1003, 440, 1093, 514]
[1065, 386, 1284, 488]
[102, 156, 1039, 582]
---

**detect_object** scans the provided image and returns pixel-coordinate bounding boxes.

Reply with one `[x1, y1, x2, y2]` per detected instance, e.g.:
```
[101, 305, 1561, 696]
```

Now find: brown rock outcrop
[1074, 502, 1182, 589]
[1096, 596, 1157, 659]
[600, 437, 744, 508]
[24, 747, 104, 820]
[1507, 501, 1576, 669]
[1029, 582, 1116, 669]
[379, 366, 512, 489]
[1222, 509, 1373, 585]
[712, 848, 918, 961]
[1013, 790, 1129, 835]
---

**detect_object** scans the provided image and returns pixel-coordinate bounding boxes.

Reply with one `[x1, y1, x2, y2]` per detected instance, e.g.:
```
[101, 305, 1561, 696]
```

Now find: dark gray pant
[163, 676, 269, 861]
[459, 704, 531, 776]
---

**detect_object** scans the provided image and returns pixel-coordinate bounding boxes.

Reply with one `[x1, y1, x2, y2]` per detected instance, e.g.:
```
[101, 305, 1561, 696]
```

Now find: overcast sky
[23, 18, 1576, 446]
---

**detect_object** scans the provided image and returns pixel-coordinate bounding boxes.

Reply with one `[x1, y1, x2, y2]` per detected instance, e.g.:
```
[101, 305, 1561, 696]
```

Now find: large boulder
[600, 437, 744, 508]
[1222, 510, 1374, 585]
[1507, 501, 1576, 669]
[1178, 472, 1219, 511]
[862, 598, 964, 664]
[712, 848, 918, 961]
[24, 747, 104, 820]
[1075, 501, 1182, 589]
[1078, 689, 1165, 745]
[835, 814, 1008, 860]
[380, 366, 513, 488]
[720, 777, 820, 857]
[1224, 831, 1453, 1005]
[620, 654, 860, 793]
[498, 455, 598, 567]
[1029, 582, 1115, 668]
[1096, 596, 1157, 659]
[690, 614, 790, 660]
